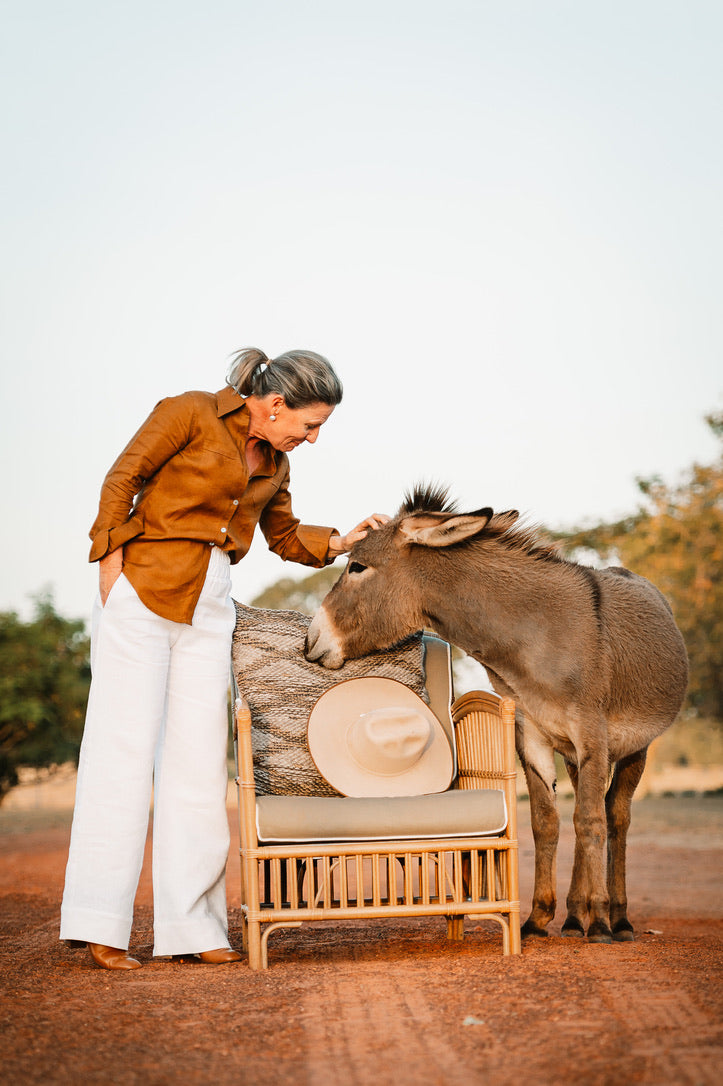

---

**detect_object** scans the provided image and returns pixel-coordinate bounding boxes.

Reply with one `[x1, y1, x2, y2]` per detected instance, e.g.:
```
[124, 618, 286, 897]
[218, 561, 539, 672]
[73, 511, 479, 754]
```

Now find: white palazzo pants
[60, 547, 236, 956]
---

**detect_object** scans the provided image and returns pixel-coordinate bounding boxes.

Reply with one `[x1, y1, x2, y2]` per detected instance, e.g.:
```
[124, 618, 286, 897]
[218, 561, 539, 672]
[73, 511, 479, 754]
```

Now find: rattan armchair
[232, 628, 521, 969]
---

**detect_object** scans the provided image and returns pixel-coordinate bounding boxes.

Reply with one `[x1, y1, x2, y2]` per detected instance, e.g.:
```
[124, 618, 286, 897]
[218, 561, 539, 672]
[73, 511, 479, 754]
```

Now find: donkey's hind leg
[606, 748, 647, 942]
[561, 760, 587, 939]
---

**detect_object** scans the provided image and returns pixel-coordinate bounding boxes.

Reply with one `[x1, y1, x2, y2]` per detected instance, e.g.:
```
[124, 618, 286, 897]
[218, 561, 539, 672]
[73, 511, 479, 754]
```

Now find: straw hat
[307, 677, 454, 797]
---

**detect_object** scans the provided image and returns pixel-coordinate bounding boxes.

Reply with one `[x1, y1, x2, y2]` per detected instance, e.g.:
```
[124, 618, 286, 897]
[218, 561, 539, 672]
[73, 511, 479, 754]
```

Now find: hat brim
[307, 677, 454, 797]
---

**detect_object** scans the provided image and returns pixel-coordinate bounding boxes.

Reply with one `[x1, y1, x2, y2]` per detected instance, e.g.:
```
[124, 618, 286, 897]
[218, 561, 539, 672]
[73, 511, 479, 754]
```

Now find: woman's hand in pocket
[99, 549, 124, 606]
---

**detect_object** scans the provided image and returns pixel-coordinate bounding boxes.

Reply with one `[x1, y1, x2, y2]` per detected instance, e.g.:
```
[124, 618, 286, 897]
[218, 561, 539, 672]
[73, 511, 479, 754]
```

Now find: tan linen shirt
[89, 386, 336, 623]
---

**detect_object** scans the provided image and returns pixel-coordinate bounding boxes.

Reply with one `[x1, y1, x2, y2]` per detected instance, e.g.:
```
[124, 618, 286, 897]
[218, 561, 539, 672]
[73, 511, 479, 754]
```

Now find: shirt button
[221, 527, 227, 533]
[233, 499, 239, 506]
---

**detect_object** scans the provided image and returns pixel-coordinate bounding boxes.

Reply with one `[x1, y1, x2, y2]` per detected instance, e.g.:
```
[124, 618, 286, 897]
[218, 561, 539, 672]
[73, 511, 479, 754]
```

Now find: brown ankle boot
[198, 948, 242, 964]
[172, 948, 242, 965]
[88, 943, 142, 970]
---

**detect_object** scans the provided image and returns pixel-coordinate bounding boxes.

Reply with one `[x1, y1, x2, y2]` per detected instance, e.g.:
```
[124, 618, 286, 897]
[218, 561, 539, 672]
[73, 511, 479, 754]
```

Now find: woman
[60, 347, 385, 970]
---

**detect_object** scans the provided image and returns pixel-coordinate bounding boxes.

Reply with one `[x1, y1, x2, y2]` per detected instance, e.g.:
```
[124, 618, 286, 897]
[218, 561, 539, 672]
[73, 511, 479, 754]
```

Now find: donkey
[305, 485, 688, 943]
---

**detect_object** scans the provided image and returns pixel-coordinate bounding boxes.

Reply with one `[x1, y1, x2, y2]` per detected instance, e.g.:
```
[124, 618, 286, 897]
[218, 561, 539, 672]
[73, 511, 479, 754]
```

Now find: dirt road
[1, 794, 721, 1085]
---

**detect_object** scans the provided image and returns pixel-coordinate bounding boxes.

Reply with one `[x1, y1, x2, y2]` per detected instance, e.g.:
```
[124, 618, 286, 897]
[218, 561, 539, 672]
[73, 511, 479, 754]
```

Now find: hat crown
[347, 708, 432, 776]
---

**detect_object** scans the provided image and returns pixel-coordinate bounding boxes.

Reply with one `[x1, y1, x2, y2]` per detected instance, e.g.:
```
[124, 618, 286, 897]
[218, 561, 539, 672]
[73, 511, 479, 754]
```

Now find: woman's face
[269, 401, 335, 452]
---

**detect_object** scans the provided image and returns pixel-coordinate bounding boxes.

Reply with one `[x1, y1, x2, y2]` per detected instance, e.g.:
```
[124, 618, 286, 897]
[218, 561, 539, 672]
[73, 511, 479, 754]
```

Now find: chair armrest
[234, 696, 252, 773]
[233, 695, 260, 851]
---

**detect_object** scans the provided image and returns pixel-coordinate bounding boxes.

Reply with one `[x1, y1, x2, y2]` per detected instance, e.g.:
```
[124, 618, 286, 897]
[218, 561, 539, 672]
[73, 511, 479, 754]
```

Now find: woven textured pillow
[232, 602, 428, 796]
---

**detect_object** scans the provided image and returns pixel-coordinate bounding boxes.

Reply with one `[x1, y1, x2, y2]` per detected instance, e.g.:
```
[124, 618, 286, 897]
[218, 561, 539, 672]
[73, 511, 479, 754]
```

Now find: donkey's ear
[398, 509, 493, 548]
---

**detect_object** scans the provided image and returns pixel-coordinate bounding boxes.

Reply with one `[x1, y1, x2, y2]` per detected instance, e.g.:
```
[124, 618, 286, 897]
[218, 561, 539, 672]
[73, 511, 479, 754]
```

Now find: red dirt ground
[1, 794, 721, 1085]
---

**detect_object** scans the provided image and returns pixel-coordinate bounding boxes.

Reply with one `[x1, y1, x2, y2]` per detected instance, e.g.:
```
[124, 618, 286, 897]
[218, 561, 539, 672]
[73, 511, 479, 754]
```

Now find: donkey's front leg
[517, 723, 559, 937]
[572, 737, 612, 943]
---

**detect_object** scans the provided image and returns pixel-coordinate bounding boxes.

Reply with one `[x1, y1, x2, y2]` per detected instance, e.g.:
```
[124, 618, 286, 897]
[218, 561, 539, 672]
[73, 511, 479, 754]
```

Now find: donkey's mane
[483, 518, 562, 563]
[399, 483, 458, 516]
[399, 483, 562, 563]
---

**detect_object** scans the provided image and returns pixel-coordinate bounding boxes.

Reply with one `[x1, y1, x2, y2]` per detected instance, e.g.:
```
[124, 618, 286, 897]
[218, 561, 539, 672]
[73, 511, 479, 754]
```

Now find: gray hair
[226, 347, 343, 408]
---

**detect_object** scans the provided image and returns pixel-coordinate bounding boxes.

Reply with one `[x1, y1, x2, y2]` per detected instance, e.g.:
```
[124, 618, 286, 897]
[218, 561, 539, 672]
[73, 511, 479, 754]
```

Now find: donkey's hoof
[561, 919, 585, 939]
[521, 920, 549, 939]
[586, 920, 613, 944]
[612, 921, 635, 942]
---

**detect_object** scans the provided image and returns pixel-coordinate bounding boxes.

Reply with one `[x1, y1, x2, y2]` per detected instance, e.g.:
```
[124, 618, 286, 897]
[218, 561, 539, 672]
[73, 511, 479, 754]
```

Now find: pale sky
[1, 0, 721, 624]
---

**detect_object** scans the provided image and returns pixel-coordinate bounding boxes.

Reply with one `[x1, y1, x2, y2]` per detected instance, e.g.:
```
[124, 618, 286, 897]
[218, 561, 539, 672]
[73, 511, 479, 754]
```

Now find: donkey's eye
[348, 561, 367, 575]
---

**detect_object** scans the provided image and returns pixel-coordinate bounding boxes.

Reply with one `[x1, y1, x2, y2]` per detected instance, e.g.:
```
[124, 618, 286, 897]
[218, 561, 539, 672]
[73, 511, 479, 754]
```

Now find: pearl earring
[269, 414, 276, 421]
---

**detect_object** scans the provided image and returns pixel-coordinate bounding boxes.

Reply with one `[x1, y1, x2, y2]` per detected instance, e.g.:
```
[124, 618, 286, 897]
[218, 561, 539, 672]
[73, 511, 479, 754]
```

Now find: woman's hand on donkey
[327, 514, 390, 558]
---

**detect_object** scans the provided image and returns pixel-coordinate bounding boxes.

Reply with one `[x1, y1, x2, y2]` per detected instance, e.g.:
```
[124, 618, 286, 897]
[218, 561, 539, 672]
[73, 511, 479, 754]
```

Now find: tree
[0, 592, 90, 803]
[558, 412, 723, 721]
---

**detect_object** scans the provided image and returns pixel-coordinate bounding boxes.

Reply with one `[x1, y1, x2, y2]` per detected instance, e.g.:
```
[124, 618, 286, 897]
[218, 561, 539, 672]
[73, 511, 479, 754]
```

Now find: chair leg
[509, 906, 522, 955]
[247, 919, 264, 970]
[238, 850, 249, 953]
[504, 846, 522, 956]
[446, 916, 465, 941]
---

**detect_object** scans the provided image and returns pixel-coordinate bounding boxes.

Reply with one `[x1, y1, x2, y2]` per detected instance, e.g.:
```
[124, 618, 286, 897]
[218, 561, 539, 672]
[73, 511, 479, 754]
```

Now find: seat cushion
[256, 788, 507, 843]
[232, 602, 430, 797]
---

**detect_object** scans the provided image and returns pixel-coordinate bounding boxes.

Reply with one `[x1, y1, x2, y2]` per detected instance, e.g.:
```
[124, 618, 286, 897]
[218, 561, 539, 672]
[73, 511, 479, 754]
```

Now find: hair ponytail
[226, 347, 343, 408]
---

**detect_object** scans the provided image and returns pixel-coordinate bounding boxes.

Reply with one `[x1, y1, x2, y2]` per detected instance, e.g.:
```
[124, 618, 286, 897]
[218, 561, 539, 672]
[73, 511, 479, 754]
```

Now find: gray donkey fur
[305, 485, 688, 942]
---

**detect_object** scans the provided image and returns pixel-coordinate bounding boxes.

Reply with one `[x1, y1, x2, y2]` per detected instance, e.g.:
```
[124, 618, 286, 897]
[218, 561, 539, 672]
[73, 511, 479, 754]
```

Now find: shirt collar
[216, 387, 281, 477]
[216, 385, 246, 418]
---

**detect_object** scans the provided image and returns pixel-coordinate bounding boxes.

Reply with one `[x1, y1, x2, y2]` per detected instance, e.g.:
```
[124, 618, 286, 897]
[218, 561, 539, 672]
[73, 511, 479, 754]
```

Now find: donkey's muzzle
[305, 609, 345, 669]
